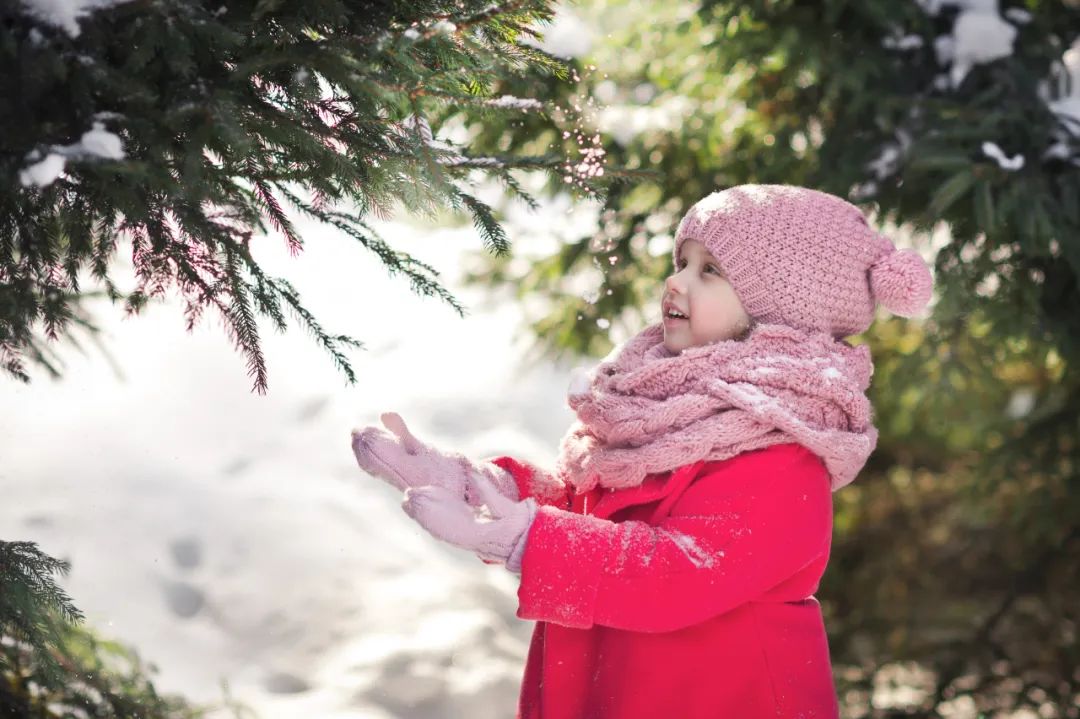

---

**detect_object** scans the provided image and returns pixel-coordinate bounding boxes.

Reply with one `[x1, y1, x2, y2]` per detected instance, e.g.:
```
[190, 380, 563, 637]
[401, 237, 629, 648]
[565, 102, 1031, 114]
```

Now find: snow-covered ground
[0, 180, 607, 718]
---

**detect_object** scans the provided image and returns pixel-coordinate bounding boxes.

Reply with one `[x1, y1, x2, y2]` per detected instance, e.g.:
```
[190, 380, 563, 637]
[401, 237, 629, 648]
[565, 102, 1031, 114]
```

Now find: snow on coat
[488, 442, 841, 719]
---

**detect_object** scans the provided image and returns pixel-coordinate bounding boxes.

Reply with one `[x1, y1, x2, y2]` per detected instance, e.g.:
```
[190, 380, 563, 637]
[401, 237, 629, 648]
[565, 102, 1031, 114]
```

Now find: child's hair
[735, 318, 757, 341]
[673, 185, 934, 338]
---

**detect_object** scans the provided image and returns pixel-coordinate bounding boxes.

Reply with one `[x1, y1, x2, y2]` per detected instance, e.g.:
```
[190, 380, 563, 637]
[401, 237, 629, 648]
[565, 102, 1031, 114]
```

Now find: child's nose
[665, 273, 685, 293]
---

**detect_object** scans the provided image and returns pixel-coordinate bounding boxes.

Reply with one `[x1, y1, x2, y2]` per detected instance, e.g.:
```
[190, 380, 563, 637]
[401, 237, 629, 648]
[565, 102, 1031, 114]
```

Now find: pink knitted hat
[673, 184, 934, 337]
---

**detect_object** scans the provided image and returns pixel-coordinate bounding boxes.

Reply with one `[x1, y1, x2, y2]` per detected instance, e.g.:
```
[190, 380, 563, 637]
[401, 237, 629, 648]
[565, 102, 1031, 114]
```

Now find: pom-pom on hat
[673, 184, 934, 338]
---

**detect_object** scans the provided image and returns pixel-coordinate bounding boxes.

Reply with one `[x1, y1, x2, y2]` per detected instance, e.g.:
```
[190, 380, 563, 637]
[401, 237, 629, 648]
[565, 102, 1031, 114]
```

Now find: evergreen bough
[1, 0, 627, 392]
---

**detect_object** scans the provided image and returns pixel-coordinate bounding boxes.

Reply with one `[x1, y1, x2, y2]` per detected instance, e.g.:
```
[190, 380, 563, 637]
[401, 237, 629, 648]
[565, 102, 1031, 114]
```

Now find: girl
[351, 184, 934, 718]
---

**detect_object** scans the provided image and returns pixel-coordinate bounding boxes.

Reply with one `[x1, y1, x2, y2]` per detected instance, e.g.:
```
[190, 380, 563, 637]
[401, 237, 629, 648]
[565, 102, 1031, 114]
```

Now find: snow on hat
[672, 184, 934, 338]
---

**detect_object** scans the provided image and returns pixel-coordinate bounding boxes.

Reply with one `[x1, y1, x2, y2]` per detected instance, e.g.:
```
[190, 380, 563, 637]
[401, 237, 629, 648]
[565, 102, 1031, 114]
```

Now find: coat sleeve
[473, 455, 573, 567]
[487, 455, 573, 510]
[515, 449, 833, 632]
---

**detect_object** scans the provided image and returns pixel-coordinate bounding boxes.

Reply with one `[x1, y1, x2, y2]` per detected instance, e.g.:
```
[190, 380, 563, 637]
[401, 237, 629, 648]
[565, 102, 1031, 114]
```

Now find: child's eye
[676, 260, 719, 275]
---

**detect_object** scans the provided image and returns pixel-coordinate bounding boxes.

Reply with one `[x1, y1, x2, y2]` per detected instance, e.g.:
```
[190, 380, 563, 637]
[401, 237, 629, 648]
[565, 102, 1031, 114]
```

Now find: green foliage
[464, 0, 1080, 361]
[0, 540, 253, 718]
[0, 541, 83, 686]
[0, 3, 636, 714]
[458, 0, 1080, 714]
[1, 620, 256, 719]
[0, 0, 642, 392]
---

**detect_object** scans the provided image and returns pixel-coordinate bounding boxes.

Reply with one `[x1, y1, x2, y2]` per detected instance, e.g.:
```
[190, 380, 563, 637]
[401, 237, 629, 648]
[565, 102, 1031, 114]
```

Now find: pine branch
[275, 183, 468, 317]
[220, 242, 270, 394]
[249, 171, 305, 257]
[0, 540, 84, 685]
[456, 190, 511, 256]
[0, 0, 616, 388]
[266, 275, 364, 385]
[492, 168, 541, 211]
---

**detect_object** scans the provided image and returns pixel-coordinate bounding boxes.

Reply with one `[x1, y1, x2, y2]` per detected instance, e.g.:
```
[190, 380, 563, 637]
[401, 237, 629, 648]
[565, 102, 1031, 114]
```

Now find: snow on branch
[981, 141, 1024, 171]
[484, 95, 544, 111]
[19, 121, 126, 188]
[18, 0, 135, 37]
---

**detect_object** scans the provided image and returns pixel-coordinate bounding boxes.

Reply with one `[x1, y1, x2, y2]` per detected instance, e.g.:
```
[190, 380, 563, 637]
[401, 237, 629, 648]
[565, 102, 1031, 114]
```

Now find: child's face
[662, 239, 752, 353]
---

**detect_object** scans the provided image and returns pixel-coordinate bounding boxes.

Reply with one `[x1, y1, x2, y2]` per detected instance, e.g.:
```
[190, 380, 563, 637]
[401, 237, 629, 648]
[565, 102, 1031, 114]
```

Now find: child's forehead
[678, 239, 715, 258]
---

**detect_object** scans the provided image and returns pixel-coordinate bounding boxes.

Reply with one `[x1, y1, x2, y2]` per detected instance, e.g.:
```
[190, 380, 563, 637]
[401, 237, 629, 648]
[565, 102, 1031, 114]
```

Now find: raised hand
[401, 469, 538, 570]
[350, 411, 519, 506]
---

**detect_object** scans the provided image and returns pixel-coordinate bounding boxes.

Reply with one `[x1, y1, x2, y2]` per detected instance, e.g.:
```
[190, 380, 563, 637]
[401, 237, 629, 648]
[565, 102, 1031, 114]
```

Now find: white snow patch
[914, 0, 999, 15]
[1049, 111, 1080, 148]
[1005, 387, 1036, 419]
[646, 233, 673, 258]
[1003, 7, 1032, 24]
[20, 121, 125, 188]
[487, 96, 544, 111]
[867, 145, 901, 180]
[79, 121, 125, 159]
[658, 529, 715, 569]
[949, 10, 1017, 89]
[19, 153, 67, 187]
[19, 0, 135, 37]
[934, 35, 955, 65]
[981, 141, 1024, 170]
[520, 4, 594, 59]
[1043, 140, 1073, 162]
[596, 95, 696, 147]
[721, 381, 777, 411]
[1042, 40, 1080, 141]
[866, 129, 912, 181]
[882, 34, 924, 51]
[850, 179, 879, 202]
[0, 190, 583, 718]
[916, 1, 1022, 90]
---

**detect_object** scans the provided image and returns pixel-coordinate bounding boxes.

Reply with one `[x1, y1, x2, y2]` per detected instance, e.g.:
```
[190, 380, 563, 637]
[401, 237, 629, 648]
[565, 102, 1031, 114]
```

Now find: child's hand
[401, 470, 538, 568]
[350, 411, 519, 506]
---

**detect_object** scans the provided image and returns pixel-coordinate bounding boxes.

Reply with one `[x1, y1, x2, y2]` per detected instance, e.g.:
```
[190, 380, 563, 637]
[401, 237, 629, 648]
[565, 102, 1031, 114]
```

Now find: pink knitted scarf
[554, 321, 878, 494]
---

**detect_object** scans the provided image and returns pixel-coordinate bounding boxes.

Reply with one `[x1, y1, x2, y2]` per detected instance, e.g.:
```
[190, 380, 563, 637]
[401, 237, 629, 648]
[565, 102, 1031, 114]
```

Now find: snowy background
[0, 163, 613, 717]
[3, 3, 615, 716]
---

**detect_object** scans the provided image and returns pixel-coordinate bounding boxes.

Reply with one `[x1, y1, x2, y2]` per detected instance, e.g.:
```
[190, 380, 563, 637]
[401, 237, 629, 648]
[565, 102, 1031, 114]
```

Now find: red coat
[488, 442, 841, 719]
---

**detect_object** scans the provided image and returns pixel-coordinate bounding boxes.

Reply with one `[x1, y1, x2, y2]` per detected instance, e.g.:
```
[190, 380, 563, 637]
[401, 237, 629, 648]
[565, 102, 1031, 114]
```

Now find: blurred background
[2, 0, 1078, 718]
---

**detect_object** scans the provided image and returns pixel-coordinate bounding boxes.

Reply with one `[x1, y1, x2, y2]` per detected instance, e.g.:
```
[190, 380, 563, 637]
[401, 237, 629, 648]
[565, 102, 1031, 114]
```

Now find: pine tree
[0, 0, 636, 392]
[0, 1, 630, 715]
[1, 540, 253, 717]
